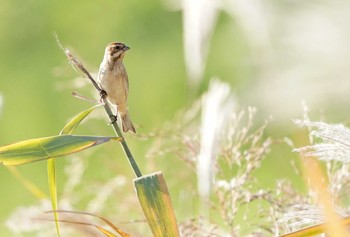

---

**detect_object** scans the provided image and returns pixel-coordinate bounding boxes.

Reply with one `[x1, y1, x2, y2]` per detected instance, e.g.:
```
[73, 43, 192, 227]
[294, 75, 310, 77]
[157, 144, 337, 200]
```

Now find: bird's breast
[98, 62, 128, 106]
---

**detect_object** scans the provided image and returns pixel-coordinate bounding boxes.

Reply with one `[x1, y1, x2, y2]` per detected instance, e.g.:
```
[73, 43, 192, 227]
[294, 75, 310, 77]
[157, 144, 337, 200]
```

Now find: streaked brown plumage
[98, 42, 136, 133]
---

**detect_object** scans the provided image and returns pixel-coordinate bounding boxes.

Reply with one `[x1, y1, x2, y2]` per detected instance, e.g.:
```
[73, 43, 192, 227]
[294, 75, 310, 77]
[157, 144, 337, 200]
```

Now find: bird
[97, 42, 136, 133]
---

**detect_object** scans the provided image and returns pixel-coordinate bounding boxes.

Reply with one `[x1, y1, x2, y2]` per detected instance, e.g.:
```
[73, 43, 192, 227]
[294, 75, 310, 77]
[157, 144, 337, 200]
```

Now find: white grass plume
[181, 0, 219, 85]
[197, 78, 235, 199]
[294, 120, 350, 163]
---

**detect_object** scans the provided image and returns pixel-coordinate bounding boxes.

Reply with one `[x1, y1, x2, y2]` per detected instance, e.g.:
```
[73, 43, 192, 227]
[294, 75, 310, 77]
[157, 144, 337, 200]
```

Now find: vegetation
[1, 1, 350, 236]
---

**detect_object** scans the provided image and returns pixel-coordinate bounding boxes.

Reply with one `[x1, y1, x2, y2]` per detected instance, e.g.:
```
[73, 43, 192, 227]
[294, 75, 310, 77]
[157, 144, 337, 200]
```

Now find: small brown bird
[98, 42, 136, 133]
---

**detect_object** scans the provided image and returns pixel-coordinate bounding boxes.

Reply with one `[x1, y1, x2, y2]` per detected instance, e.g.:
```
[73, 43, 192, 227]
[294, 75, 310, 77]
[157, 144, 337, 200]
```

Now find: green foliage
[134, 172, 180, 237]
[0, 134, 115, 166]
[0, 47, 180, 235]
[60, 105, 101, 135]
[3, 1, 350, 236]
[49, 105, 101, 236]
[47, 158, 60, 236]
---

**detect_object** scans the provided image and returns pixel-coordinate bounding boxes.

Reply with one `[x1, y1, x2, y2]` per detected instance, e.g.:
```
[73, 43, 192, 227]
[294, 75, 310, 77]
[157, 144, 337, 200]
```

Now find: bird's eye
[115, 45, 121, 50]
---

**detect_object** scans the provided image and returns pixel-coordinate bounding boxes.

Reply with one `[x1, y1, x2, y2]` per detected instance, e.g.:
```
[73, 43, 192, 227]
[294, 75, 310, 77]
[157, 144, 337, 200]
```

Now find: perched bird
[98, 42, 136, 133]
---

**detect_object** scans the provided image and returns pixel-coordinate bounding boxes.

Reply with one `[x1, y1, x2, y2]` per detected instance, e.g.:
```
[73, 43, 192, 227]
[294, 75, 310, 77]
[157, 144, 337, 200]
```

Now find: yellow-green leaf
[48, 105, 100, 237]
[6, 166, 47, 199]
[47, 158, 60, 237]
[0, 135, 114, 166]
[60, 105, 101, 135]
[134, 172, 180, 237]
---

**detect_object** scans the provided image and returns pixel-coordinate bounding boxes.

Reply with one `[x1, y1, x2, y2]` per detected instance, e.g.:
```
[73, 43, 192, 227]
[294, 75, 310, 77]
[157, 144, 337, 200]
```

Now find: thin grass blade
[95, 226, 119, 237]
[48, 210, 131, 237]
[46, 216, 121, 237]
[47, 158, 60, 237]
[47, 105, 101, 236]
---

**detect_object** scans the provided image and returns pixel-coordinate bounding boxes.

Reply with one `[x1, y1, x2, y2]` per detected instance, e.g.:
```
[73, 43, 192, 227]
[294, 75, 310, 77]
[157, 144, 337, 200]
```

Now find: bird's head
[105, 42, 130, 62]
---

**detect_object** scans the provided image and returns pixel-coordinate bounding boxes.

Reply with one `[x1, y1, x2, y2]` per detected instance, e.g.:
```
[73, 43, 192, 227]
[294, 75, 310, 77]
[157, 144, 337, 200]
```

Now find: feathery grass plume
[294, 120, 350, 163]
[303, 157, 349, 237]
[273, 180, 314, 234]
[276, 204, 349, 235]
[86, 176, 127, 213]
[223, 0, 272, 65]
[62, 157, 86, 198]
[145, 81, 274, 235]
[327, 162, 350, 206]
[180, 0, 219, 86]
[277, 204, 326, 234]
[55, 75, 96, 92]
[213, 106, 273, 235]
[144, 98, 202, 166]
[179, 217, 222, 237]
[7, 201, 107, 237]
[197, 79, 235, 201]
[6, 200, 55, 236]
[276, 119, 350, 237]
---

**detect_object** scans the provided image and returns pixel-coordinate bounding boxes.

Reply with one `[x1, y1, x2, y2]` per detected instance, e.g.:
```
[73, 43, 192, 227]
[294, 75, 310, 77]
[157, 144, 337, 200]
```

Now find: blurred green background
[1, 0, 350, 236]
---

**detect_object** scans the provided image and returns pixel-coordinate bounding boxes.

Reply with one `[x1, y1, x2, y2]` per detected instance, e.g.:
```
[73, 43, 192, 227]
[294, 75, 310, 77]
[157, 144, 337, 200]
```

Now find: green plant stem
[101, 97, 142, 178]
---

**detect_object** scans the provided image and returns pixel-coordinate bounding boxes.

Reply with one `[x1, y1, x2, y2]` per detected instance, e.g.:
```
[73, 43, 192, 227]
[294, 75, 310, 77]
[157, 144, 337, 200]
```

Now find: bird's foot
[99, 89, 107, 103]
[109, 114, 118, 125]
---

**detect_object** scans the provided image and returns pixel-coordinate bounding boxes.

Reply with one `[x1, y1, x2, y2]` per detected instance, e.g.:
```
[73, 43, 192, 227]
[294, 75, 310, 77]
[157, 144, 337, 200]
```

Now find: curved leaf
[49, 210, 131, 237]
[48, 104, 101, 236]
[60, 105, 101, 135]
[0, 135, 115, 166]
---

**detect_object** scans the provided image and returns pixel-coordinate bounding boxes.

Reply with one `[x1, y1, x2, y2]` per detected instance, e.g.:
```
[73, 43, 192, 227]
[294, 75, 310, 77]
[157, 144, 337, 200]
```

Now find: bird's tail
[121, 111, 136, 133]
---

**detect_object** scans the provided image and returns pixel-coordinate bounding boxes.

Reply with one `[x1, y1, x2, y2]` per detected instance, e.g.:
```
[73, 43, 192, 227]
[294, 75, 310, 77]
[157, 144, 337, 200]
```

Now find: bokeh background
[1, 0, 350, 236]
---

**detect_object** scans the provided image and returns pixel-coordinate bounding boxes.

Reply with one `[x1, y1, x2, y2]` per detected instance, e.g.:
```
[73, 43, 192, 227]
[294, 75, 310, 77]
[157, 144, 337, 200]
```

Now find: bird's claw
[99, 90, 107, 103]
[109, 114, 118, 125]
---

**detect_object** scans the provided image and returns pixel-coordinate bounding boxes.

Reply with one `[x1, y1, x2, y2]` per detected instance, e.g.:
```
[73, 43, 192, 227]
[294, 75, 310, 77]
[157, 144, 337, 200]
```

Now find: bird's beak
[123, 45, 130, 51]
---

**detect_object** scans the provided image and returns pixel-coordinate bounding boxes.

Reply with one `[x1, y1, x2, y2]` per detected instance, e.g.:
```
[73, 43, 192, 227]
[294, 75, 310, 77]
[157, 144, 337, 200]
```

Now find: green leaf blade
[134, 172, 180, 237]
[0, 135, 113, 166]
[60, 105, 101, 135]
[47, 158, 60, 237]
